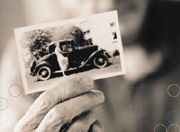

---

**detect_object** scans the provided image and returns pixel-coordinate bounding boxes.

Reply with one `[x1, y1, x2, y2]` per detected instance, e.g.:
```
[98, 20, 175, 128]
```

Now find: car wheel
[37, 66, 51, 81]
[93, 54, 108, 68]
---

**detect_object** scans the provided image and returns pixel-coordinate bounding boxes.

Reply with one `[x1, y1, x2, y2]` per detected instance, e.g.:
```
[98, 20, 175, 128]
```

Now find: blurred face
[23, 0, 149, 45]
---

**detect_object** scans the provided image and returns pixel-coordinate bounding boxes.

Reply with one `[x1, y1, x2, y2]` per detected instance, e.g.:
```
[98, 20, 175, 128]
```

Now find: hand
[14, 76, 105, 132]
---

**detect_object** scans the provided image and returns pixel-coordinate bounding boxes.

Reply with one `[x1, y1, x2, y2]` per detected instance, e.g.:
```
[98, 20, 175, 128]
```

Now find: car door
[67, 43, 82, 68]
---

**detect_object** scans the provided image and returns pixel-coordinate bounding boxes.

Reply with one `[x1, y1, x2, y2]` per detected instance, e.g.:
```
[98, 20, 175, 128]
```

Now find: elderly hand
[14, 76, 105, 132]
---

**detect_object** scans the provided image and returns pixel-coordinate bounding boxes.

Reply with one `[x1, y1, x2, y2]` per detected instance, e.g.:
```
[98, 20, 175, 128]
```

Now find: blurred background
[1, 0, 180, 131]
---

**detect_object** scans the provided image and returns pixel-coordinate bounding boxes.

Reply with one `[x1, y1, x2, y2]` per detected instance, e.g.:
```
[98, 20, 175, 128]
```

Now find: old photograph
[14, 11, 126, 94]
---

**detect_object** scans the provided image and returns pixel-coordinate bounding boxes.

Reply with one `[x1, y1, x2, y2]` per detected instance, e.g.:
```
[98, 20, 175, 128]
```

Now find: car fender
[33, 61, 53, 75]
[83, 49, 107, 66]
[30, 61, 37, 75]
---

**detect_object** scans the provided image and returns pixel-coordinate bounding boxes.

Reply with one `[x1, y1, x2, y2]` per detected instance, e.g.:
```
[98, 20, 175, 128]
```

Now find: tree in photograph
[58, 25, 86, 47]
[26, 29, 52, 59]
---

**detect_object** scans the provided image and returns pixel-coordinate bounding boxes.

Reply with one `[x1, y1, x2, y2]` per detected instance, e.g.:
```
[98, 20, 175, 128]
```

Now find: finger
[64, 111, 97, 132]
[36, 90, 105, 132]
[14, 75, 94, 132]
[89, 120, 104, 132]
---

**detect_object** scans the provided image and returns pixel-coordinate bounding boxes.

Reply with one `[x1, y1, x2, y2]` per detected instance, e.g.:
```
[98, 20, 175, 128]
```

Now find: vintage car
[30, 39, 109, 81]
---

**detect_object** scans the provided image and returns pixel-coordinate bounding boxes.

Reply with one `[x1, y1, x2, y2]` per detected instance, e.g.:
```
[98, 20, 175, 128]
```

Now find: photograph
[14, 11, 126, 94]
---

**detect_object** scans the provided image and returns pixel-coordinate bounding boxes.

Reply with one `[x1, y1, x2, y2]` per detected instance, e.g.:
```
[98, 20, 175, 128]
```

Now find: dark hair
[140, 1, 180, 53]
[139, 0, 180, 71]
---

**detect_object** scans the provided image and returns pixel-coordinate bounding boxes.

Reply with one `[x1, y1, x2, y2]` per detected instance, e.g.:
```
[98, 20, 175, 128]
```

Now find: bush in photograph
[29, 30, 51, 53]
[113, 50, 120, 56]
[21, 29, 52, 60]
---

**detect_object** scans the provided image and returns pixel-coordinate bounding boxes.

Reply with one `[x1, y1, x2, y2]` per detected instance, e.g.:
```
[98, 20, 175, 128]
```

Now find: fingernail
[80, 76, 94, 89]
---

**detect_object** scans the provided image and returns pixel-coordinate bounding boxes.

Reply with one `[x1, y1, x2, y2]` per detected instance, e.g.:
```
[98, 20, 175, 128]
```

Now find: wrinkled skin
[14, 76, 105, 132]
